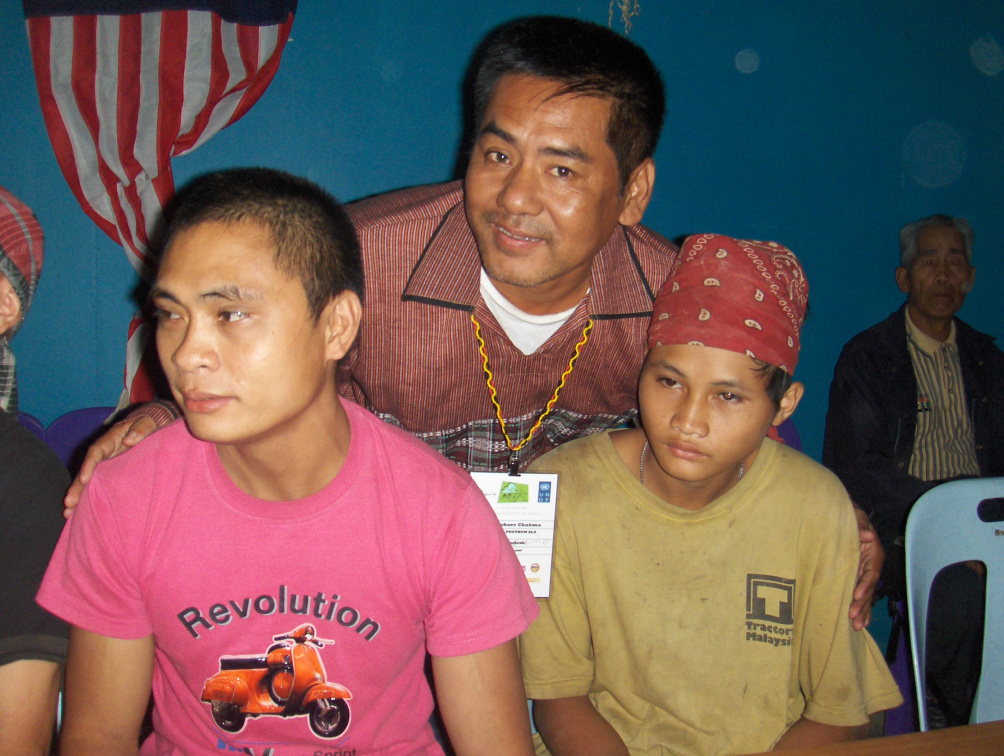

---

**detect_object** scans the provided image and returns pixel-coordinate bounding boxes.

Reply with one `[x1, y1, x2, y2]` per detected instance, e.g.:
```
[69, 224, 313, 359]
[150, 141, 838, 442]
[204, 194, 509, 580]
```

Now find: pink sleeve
[422, 481, 539, 658]
[36, 470, 153, 639]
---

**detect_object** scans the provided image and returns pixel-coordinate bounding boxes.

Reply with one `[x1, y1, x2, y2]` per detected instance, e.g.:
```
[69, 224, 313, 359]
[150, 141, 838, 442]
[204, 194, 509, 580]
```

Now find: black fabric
[823, 305, 1004, 555]
[0, 410, 70, 666]
[925, 563, 986, 727]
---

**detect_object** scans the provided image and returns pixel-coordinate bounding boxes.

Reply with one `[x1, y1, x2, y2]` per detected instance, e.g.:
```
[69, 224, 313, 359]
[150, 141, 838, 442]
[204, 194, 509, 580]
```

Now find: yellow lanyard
[470, 312, 594, 469]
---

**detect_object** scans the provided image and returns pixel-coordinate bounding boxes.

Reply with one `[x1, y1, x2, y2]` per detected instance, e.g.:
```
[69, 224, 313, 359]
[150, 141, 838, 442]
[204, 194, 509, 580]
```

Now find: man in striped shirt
[823, 213, 1004, 726]
[67, 15, 885, 628]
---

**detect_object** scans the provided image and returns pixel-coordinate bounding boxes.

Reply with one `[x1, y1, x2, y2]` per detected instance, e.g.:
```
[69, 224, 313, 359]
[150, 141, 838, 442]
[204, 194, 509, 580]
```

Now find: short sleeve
[36, 469, 153, 640]
[518, 495, 594, 700]
[423, 480, 538, 657]
[797, 507, 903, 725]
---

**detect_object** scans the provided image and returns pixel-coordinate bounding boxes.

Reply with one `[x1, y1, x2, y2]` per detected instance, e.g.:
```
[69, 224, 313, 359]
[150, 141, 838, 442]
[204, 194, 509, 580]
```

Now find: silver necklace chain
[640, 440, 649, 484]
[639, 440, 745, 486]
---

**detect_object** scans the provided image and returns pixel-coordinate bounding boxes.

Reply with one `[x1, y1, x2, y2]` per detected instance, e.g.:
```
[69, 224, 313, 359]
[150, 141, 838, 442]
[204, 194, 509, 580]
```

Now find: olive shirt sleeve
[518, 482, 592, 699]
[791, 512, 903, 728]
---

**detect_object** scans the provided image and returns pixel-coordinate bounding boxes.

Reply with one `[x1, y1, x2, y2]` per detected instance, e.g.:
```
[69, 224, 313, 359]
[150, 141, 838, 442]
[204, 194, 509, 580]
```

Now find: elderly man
[69, 15, 881, 625]
[0, 185, 70, 756]
[823, 213, 1004, 725]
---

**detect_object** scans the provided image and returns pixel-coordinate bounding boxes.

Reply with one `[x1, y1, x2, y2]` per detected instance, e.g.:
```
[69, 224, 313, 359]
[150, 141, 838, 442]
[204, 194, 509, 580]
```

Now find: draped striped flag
[25, 0, 296, 276]
[23, 1, 296, 401]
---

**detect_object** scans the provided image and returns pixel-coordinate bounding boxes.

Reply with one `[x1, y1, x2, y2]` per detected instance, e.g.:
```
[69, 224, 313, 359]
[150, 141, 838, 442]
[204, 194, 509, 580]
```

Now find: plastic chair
[43, 407, 117, 471]
[905, 477, 1004, 729]
[15, 411, 46, 440]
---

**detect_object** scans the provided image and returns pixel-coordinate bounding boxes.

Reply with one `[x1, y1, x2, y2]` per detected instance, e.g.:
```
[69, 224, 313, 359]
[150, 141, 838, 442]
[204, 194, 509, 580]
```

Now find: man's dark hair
[470, 15, 665, 188]
[753, 360, 793, 411]
[161, 168, 363, 320]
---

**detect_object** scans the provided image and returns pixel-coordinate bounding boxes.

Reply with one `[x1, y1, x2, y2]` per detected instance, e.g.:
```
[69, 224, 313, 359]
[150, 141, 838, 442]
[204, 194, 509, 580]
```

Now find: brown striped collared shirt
[340, 181, 677, 472]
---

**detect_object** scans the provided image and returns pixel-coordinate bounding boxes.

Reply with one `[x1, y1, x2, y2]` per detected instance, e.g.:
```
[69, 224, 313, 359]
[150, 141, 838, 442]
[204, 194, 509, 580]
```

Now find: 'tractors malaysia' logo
[745, 574, 795, 648]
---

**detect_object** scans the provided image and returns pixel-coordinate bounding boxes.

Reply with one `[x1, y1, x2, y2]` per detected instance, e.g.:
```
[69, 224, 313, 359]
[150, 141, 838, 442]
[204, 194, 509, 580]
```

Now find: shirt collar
[905, 307, 957, 355]
[401, 191, 658, 318]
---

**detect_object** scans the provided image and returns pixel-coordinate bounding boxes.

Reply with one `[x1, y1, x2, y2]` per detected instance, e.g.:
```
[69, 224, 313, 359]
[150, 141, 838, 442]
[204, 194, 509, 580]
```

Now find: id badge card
[471, 472, 558, 598]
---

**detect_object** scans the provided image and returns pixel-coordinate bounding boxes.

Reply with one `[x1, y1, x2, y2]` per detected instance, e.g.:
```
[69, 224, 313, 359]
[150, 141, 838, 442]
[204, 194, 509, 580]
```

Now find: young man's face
[895, 225, 974, 335]
[638, 344, 798, 509]
[152, 220, 345, 448]
[464, 74, 653, 315]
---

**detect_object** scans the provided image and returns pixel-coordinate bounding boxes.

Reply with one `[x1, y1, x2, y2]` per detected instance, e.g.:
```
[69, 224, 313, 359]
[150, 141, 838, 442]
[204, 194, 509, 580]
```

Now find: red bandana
[647, 234, 808, 374]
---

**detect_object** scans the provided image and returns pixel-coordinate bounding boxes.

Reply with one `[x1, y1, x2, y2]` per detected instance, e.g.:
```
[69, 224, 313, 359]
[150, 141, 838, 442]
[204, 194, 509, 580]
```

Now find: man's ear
[618, 158, 655, 227]
[771, 381, 804, 427]
[322, 290, 362, 362]
[0, 276, 22, 338]
[895, 266, 910, 294]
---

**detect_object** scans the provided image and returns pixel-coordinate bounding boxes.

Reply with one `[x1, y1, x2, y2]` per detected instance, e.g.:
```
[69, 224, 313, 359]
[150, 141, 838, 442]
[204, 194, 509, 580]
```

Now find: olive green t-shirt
[521, 433, 901, 756]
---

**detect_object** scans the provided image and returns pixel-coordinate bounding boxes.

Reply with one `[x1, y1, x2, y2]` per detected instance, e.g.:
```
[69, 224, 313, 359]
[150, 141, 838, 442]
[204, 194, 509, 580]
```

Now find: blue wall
[2, 1, 1002, 461]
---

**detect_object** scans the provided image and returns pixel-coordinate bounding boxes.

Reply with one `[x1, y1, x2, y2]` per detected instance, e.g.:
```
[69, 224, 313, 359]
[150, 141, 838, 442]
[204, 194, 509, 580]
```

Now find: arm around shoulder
[64, 403, 175, 513]
[431, 639, 534, 756]
[60, 627, 154, 756]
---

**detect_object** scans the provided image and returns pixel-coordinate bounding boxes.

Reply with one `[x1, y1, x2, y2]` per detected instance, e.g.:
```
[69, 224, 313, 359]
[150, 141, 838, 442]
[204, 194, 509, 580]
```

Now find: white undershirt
[479, 268, 579, 355]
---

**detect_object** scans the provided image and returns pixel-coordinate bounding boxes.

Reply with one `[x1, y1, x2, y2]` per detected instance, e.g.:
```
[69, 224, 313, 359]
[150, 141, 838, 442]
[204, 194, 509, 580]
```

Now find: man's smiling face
[464, 74, 648, 315]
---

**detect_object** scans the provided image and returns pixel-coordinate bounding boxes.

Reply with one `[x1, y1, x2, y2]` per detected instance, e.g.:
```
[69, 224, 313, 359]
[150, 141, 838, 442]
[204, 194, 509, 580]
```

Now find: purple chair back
[775, 417, 802, 451]
[16, 411, 46, 441]
[884, 600, 919, 734]
[44, 407, 117, 471]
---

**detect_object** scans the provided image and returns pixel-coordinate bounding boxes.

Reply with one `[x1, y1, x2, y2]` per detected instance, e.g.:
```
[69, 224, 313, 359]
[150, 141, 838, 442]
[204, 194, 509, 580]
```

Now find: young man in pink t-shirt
[38, 168, 538, 756]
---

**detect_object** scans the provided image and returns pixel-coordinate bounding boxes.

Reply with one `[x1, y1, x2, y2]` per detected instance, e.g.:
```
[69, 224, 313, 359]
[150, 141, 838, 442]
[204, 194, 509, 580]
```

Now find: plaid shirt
[341, 181, 677, 472]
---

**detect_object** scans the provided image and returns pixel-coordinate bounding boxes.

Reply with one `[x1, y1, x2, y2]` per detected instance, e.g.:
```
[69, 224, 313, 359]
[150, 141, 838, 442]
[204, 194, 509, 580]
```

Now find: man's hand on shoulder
[63, 411, 163, 516]
[849, 506, 884, 630]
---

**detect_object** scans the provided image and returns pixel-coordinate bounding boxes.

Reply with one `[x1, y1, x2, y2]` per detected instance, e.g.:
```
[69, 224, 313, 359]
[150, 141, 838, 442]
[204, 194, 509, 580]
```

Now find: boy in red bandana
[519, 234, 901, 755]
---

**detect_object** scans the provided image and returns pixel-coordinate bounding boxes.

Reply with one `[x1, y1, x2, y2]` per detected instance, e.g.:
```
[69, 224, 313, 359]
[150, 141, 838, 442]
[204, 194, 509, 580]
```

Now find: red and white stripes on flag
[26, 9, 294, 276]
[24, 5, 294, 402]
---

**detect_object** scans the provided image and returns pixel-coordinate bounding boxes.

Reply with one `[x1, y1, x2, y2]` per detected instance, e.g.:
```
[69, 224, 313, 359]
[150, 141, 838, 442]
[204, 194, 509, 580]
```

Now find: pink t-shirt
[39, 400, 537, 755]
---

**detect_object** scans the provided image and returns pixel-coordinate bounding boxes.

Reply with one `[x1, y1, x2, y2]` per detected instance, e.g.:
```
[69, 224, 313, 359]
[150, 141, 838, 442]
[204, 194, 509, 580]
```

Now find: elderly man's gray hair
[898, 214, 974, 268]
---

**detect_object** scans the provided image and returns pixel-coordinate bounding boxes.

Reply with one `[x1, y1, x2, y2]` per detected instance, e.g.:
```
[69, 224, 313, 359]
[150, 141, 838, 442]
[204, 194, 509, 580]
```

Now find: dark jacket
[823, 304, 1004, 550]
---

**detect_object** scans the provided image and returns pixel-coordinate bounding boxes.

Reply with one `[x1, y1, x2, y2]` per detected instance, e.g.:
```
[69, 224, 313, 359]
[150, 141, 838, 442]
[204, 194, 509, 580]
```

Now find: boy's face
[638, 343, 799, 508]
[152, 220, 350, 448]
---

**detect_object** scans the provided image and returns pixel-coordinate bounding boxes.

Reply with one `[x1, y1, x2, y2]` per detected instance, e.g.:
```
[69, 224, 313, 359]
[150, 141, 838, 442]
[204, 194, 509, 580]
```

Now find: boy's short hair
[470, 15, 665, 190]
[161, 168, 363, 320]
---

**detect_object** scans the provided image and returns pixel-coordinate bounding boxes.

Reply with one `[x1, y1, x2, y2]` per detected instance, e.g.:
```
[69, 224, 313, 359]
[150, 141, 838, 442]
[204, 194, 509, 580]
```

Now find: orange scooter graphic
[201, 623, 352, 739]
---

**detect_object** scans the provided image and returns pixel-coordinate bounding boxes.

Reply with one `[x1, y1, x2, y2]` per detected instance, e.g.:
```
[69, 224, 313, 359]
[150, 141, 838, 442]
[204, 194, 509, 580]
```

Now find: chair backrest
[905, 477, 1004, 729]
[44, 407, 117, 471]
[15, 411, 46, 441]
[774, 417, 802, 452]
